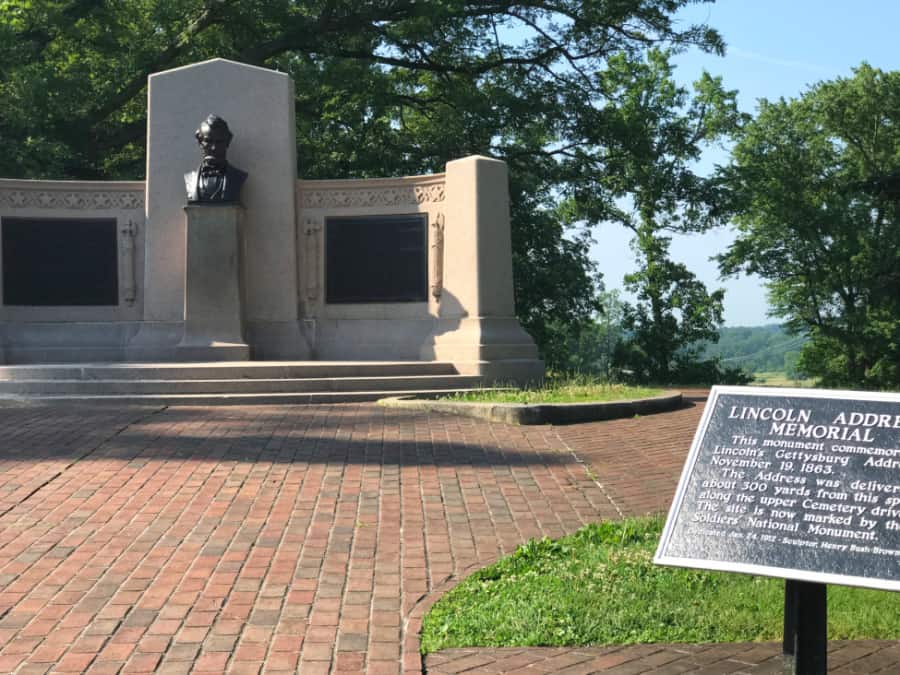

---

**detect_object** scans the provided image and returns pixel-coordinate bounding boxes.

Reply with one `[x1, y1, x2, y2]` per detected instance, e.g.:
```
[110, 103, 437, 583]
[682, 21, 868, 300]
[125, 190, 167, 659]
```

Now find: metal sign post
[782, 579, 827, 675]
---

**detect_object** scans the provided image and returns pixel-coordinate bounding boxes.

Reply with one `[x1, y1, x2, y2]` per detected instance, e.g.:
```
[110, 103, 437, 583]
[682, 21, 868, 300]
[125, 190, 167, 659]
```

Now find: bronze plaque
[2, 217, 118, 306]
[325, 214, 427, 303]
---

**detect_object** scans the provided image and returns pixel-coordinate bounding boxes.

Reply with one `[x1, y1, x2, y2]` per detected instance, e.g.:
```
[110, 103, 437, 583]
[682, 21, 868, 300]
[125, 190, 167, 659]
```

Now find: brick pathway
[0, 403, 619, 673]
[0, 397, 896, 673]
[424, 641, 900, 674]
[552, 390, 710, 517]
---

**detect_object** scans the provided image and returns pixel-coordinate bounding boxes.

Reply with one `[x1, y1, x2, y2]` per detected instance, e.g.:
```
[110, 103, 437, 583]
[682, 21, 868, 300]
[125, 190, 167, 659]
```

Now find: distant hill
[702, 325, 807, 375]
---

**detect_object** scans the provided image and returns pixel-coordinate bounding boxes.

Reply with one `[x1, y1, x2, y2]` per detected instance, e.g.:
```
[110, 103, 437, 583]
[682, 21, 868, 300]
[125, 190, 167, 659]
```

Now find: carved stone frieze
[300, 182, 445, 209]
[0, 188, 145, 211]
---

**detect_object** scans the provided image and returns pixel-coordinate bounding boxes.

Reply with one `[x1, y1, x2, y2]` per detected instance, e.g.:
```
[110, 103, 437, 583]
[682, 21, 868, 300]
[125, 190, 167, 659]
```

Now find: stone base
[313, 318, 436, 361]
[3, 316, 543, 378]
[459, 359, 545, 384]
[174, 342, 250, 362]
[424, 316, 544, 385]
[3, 321, 142, 363]
[128, 321, 310, 361]
[244, 320, 311, 360]
[179, 204, 247, 356]
[126, 322, 183, 361]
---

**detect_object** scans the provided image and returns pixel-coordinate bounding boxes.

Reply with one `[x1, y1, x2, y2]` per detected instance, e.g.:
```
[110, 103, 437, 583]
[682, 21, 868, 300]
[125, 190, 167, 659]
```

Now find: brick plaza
[0, 398, 895, 673]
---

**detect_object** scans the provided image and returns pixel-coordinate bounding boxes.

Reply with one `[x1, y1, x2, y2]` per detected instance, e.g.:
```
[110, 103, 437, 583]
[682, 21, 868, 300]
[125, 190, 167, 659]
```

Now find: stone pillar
[129, 57, 310, 360]
[176, 205, 249, 361]
[425, 155, 543, 383]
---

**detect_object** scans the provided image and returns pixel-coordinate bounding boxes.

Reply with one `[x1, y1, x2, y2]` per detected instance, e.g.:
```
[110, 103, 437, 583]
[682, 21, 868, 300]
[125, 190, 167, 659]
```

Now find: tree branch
[88, 0, 234, 129]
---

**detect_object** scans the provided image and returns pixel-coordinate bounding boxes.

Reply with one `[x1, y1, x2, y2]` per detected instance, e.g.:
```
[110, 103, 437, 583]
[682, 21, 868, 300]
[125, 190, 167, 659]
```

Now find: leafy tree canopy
[0, 0, 726, 365]
[556, 46, 744, 383]
[720, 64, 900, 389]
[0, 0, 723, 180]
[615, 228, 749, 385]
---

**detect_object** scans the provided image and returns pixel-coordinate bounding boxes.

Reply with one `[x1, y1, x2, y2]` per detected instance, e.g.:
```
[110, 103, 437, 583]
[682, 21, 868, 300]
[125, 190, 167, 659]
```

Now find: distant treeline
[701, 325, 807, 375]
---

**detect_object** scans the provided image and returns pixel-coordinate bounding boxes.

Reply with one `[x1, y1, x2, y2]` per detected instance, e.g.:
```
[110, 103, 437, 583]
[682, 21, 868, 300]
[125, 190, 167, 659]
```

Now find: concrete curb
[378, 391, 683, 425]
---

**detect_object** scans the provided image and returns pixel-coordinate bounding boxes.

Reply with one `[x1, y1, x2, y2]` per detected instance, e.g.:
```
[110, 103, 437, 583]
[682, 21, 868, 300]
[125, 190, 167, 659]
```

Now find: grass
[420, 516, 900, 653]
[753, 370, 817, 388]
[441, 375, 664, 404]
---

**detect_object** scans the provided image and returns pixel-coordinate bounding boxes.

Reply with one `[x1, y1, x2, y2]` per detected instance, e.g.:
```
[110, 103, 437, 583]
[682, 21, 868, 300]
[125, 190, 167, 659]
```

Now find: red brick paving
[553, 390, 710, 518]
[0, 403, 619, 673]
[0, 397, 896, 673]
[424, 641, 900, 674]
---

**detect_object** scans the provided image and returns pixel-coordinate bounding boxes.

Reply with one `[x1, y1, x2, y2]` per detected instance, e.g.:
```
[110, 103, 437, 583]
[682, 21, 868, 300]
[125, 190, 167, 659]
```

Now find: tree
[0, 1, 724, 179]
[0, 0, 726, 364]
[784, 351, 801, 380]
[562, 48, 744, 382]
[555, 290, 626, 378]
[719, 64, 900, 389]
[510, 185, 602, 371]
[616, 230, 739, 383]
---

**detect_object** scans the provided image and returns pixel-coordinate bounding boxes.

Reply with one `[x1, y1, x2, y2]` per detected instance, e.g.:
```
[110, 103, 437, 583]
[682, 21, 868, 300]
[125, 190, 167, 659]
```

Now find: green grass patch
[420, 517, 900, 653]
[753, 371, 816, 388]
[441, 376, 663, 404]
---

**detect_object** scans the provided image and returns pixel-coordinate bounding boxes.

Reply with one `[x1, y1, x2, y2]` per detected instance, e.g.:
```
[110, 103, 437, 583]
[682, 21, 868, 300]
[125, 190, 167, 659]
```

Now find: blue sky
[590, 0, 900, 326]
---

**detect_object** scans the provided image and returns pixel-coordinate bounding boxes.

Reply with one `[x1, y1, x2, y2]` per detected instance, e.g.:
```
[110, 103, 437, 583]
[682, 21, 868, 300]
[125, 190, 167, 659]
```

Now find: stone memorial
[130, 58, 306, 362]
[0, 57, 543, 384]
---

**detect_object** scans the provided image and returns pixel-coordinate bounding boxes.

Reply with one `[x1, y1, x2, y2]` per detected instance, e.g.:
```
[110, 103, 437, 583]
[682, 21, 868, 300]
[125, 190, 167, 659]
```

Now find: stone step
[0, 361, 458, 381]
[0, 374, 481, 395]
[0, 361, 491, 405]
[0, 389, 486, 406]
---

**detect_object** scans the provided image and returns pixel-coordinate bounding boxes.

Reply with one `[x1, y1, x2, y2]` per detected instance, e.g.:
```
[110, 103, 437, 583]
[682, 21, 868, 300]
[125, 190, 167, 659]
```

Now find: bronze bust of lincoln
[184, 114, 248, 204]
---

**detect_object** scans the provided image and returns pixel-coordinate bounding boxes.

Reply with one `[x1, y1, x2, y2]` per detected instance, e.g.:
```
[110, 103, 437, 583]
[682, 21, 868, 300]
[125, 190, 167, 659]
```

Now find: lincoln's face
[197, 124, 231, 164]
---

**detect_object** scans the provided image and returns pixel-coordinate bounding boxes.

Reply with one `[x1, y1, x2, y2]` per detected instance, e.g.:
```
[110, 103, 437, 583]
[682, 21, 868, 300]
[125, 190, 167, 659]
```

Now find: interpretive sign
[2, 217, 118, 306]
[325, 214, 427, 304]
[655, 386, 900, 592]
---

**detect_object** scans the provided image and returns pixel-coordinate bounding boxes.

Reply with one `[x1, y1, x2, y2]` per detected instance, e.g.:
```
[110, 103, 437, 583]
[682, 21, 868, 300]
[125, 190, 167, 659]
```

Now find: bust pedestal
[176, 204, 250, 361]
